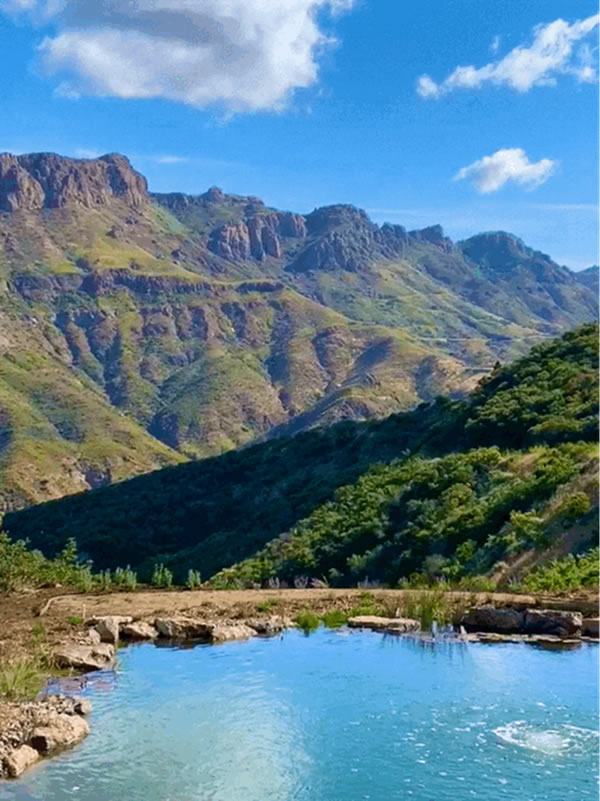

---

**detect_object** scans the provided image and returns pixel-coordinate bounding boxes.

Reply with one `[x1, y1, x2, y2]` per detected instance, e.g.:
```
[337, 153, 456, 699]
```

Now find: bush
[295, 611, 320, 633]
[321, 610, 348, 628]
[186, 569, 202, 590]
[151, 563, 173, 588]
[0, 655, 45, 701]
[114, 566, 138, 590]
[523, 548, 599, 593]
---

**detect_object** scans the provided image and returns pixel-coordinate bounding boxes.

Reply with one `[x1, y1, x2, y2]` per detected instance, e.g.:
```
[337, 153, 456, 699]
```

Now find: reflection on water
[1, 630, 598, 801]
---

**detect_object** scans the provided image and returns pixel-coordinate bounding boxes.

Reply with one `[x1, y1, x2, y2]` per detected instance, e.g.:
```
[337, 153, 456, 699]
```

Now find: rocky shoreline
[1, 601, 598, 781]
[0, 695, 91, 779]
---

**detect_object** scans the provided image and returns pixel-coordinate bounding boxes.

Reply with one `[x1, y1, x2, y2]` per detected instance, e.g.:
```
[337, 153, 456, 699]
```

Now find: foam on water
[494, 721, 599, 757]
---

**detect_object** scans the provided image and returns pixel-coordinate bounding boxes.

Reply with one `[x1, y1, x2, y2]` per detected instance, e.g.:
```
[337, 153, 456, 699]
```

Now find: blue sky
[0, 0, 598, 268]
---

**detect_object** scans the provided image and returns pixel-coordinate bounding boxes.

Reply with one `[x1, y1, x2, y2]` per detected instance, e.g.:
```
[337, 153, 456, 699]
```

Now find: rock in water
[3, 745, 39, 778]
[120, 621, 158, 640]
[461, 606, 525, 633]
[524, 609, 583, 637]
[154, 617, 213, 639]
[210, 624, 255, 643]
[53, 643, 115, 671]
[30, 714, 90, 755]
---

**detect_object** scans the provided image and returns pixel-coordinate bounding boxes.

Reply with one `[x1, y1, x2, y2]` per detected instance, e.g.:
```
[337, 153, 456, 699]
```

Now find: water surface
[2, 630, 597, 801]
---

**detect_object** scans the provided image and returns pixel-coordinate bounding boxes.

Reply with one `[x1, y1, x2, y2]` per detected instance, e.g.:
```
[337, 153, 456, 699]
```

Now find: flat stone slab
[154, 617, 213, 639]
[53, 643, 115, 671]
[348, 616, 419, 631]
[120, 621, 158, 640]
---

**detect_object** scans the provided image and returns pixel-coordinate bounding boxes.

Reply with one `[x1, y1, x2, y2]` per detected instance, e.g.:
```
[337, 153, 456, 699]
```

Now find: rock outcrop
[208, 211, 306, 261]
[0, 152, 147, 212]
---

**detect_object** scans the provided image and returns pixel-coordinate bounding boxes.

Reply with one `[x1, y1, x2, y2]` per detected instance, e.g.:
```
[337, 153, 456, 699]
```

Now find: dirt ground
[1, 587, 597, 657]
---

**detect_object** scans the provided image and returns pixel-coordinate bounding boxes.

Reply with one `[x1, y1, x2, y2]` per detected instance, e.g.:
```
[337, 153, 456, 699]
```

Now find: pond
[1, 630, 598, 801]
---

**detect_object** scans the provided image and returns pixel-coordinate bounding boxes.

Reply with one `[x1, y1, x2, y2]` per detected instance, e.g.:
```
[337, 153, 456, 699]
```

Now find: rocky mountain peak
[459, 231, 540, 272]
[0, 152, 148, 213]
[408, 224, 454, 252]
[305, 204, 373, 236]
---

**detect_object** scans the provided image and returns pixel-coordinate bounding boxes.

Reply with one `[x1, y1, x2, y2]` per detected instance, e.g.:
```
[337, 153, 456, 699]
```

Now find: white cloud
[490, 35, 501, 54]
[154, 155, 190, 165]
[4, 0, 353, 113]
[418, 14, 599, 98]
[454, 148, 557, 194]
[74, 147, 101, 158]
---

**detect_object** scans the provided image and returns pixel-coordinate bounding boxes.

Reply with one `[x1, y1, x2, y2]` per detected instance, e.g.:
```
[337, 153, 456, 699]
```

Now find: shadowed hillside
[5, 324, 597, 587]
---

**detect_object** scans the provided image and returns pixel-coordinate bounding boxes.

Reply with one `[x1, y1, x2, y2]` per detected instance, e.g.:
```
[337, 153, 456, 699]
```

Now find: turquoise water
[1, 630, 597, 801]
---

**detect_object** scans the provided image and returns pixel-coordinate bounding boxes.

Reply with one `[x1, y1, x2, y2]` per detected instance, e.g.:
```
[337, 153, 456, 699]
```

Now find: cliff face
[0, 153, 148, 212]
[0, 150, 596, 511]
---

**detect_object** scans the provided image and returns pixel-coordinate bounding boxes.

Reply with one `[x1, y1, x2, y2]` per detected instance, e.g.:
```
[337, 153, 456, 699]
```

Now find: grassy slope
[5, 325, 597, 586]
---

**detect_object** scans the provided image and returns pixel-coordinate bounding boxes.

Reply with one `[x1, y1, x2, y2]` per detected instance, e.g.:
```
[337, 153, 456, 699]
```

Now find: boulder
[71, 697, 92, 716]
[154, 617, 212, 639]
[385, 618, 420, 633]
[94, 617, 120, 645]
[120, 621, 158, 640]
[210, 624, 255, 643]
[461, 606, 525, 633]
[524, 609, 583, 637]
[86, 629, 102, 645]
[3, 744, 39, 778]
[245, 616, 287, 636]
[29, 713, 89, 755]
[582, 617, 599, 637]
[53, 643, 115, 671]
[348, 616, 394, 630]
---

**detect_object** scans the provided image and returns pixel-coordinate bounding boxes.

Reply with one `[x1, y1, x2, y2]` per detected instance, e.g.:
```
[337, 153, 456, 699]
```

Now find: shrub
[151, 563, 173, 588]
[295, 611, 319, 633]
[114, 566, 138, 590]
[523, 548, 599, 593]
[321, 610, 348, 628]
[0, 655, 44, 701]
[186, 569, 202, 590]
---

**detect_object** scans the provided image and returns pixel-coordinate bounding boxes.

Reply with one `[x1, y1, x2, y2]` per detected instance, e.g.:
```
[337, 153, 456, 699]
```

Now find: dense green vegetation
[212, 443, 596, 587]
[522, 548, 599, 593]
[4, 324, 598, 588]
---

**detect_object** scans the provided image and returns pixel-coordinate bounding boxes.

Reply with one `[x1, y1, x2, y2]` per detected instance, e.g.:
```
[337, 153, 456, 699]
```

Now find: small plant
[295, 611, 319, 633]
[151, 563, 173, 588]
[400, 589, 458, 631]
[97, 569, 112, 591]
[293, 575, 309, 589]
[321, 610, 348, 628]
[114, 566, 138, 590]
[0, 655, 44, 701]
[256, 598, 281, 613]
[186, 569, 202, 590]
[67, 615, 84, 626]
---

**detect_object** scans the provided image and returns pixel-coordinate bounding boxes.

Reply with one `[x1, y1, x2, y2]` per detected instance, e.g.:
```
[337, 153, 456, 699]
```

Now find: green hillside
[6, 324, 598, 588]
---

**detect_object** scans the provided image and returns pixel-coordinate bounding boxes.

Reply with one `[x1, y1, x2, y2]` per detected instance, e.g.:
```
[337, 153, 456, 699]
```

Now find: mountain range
[0, 151, 597, 510]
